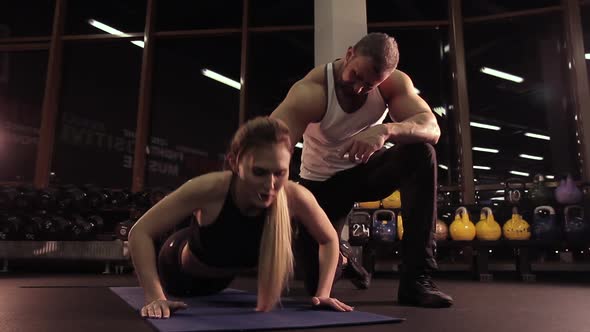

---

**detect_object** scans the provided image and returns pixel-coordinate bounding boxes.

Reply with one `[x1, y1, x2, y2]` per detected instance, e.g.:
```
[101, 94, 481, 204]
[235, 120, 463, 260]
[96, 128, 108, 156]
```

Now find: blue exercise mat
[110, 287, 404, 331]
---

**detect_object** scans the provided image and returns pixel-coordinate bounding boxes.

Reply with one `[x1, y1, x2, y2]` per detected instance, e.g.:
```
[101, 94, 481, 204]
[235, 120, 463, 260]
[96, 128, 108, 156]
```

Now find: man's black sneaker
[340, 241, 371, 290]
[397, 274, 453, 308]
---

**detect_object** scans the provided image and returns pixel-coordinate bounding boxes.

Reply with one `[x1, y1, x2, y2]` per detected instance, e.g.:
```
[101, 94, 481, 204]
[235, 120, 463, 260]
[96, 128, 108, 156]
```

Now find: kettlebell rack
[348, 206, 590, 282]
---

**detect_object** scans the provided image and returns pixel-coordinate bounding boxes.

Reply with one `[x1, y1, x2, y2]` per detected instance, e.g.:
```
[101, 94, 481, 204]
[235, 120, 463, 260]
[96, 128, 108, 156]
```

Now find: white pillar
[314, 0, 367, 66]
[314, 0, 367, 241]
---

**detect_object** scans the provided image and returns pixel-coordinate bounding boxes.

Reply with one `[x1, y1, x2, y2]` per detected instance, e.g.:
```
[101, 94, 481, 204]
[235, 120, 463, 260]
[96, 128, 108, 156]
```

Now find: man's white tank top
[300, 62, 389, 181]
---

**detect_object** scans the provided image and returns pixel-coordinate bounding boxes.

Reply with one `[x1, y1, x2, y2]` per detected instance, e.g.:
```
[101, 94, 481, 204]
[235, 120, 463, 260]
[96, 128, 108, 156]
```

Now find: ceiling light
[480, 67, 524, 83]
[524, 132, 550, 140]
[510, 170, 529, 177]
[438, 164, 448, 170]
[473, 147, 499, 153]
[519, 154, 543, 161]
[470, 122, 501, 131]
[433, 107, 446, 117]
[87, 19, 144, 48]
[295, 142, 303, 149]
[201, 69, 241, 90]
[473, 165, 491, 170]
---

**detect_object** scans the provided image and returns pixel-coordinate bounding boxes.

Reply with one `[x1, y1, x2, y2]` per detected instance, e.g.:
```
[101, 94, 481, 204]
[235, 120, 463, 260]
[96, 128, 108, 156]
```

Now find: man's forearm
[383, 114, 440, 145]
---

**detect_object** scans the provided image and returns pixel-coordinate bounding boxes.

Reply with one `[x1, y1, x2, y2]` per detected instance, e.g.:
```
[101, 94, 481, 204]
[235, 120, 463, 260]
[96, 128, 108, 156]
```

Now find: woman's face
[235, 142, 291, 209]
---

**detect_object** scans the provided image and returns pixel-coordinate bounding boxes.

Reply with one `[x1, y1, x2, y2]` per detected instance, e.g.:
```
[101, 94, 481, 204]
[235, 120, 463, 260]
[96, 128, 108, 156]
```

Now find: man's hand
[339, 124, 389, 163]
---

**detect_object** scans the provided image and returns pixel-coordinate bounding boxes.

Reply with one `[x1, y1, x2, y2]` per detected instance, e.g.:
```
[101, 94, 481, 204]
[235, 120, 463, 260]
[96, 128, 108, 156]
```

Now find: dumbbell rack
[0, 240, 130, 274]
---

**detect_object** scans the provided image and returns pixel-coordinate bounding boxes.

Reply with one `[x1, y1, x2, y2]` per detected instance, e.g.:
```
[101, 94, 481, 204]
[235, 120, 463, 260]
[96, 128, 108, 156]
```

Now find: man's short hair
[353, 32, 399, 74]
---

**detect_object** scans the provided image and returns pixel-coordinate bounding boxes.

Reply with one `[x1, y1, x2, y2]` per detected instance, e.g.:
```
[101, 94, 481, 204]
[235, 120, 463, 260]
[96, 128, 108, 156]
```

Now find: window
[0, 51, 48, 182]
[52, 42, 142, 188]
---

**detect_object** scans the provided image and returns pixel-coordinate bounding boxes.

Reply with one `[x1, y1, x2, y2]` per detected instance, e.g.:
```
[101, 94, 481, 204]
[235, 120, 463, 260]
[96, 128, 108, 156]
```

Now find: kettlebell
[450, 207, 476, 241]
[372, 209, 396, 242]
[504, 178, 527, 206]
[382, 190, 401, 209]
[397, 212, 404, 240]
[435, 219, 449, 241]
[502, 207, 531, 240]
[348, 211, 372, 246]
[530, 174, 553, 207]
[563, 205, 590, 243]
[555, 174, 583, 205]
[476, 207, 502, 241]
[356, 200, 381, 209]
[531, 206, 560, 241]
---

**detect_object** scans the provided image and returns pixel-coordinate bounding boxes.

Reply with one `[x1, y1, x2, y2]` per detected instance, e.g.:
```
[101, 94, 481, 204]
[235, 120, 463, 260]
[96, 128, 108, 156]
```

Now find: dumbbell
[0, 187, 18, 209]
[82, 184, 110, 209]
[50, 215, 76, 240]
[132, 188, 169, 208]
[20, 215, 44, 240]
[68, 214, 88, 240]
[115, 220, 135, 241]
[0, 214, 21, 240]
[14, 186, 37, 210]
[57, 186, 87, 211]
[87, 215, 105, 234]
[132, 191, 151, 208]
[149, 188, 169, 206]
[38, 213, 58, 240]
[35, 188, 58, 211]
[64, 214, 103, 240]
[108, 189, 131, 207]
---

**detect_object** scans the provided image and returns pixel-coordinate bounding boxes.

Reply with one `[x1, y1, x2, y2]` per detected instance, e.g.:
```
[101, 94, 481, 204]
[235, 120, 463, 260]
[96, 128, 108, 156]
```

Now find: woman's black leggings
[157, 227, 235, 297]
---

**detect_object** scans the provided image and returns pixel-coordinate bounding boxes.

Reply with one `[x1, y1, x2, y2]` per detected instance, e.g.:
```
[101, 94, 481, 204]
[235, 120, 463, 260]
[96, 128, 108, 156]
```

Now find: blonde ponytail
[256, 187, 294, 311]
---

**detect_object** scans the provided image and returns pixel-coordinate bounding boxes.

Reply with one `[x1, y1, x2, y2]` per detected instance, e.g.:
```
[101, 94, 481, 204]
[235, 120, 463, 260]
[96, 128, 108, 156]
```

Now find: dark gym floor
[1, 262, 589, 332]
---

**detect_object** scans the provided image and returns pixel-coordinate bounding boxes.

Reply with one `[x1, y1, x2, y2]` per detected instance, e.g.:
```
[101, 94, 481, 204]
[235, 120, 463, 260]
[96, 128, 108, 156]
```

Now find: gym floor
[1, 263, 588, 332]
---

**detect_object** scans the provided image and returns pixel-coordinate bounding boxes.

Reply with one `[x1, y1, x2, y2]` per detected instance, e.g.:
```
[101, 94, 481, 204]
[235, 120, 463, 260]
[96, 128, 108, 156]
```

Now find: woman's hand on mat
[141, 299, 189, 319]
[312, 296, 354, 312]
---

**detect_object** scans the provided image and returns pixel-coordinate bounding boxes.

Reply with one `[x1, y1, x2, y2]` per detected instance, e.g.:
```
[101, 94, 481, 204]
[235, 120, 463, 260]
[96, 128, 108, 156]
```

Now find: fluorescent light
[384, 142, 395, 149]
[295, 142, 303, 149]
[524, 132, 550, 141]
[510, 170, 530, 177]
[433, 107, 446, 117]
[443, 44, 450, 53]
[473, 165, 491, 170]
[480, 67, 524, 83]
[131, 40, 144, 47]
[473, 147, 499, 153]
[519, 154, 543, 161]
[87, 19, 144, 48]
[470, 122, 501, 131]
[496, 190, 505, 193]
[586, 53, 590, 60]
[438, 164, 448, 170]
[491, 197, 505, 201]
[414, 88, 420, 94]
[88, 19, 126, 35]
[201, 69, 241, 90]
[546, 175, 554, 180]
